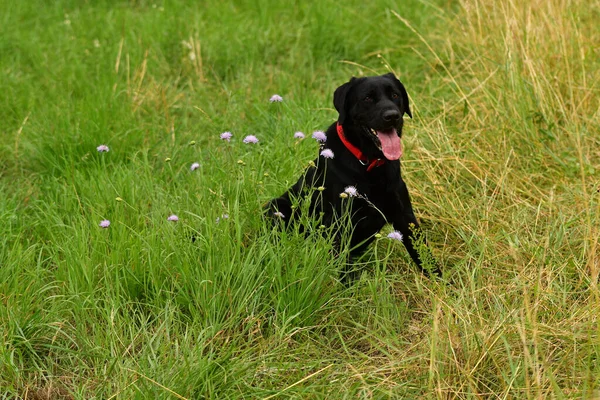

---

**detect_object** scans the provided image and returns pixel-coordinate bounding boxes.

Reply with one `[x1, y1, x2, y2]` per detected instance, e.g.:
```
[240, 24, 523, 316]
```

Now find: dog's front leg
[392, 181, 441, 277]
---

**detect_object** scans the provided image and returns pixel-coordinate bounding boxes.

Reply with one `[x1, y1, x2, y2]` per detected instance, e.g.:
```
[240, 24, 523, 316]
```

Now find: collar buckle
[337, 122, 386, 172]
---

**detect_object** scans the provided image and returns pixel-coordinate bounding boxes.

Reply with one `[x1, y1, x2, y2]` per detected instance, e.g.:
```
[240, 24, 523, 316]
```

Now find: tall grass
[1, 0, 598, 398]
[394, 0, 600, 396]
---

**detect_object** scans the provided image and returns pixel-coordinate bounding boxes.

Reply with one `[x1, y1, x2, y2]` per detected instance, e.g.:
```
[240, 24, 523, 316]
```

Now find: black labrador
[267, 73, 439, 281]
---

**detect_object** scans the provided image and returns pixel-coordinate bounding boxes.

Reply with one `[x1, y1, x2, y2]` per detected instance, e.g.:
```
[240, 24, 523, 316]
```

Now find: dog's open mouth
[366, 127, 403, 160]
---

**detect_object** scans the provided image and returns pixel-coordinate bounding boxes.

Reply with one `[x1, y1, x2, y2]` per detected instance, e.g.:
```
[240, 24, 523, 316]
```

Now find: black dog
[267, 73, 439, 280]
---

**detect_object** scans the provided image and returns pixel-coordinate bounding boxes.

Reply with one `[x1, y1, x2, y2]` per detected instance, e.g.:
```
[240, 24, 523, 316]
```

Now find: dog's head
[333, 73, 412, 160]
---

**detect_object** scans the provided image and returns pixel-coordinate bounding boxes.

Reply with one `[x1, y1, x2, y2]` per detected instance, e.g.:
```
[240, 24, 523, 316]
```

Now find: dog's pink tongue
[376, 129, 402, 160]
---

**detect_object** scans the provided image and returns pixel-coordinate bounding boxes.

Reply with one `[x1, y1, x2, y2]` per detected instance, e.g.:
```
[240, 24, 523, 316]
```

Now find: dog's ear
[383, 73, 412, 118]
[333, 77, 358, 124]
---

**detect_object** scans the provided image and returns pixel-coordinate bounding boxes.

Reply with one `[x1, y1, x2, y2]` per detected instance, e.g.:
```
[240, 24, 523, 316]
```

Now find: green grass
[1, 0, 599, 398]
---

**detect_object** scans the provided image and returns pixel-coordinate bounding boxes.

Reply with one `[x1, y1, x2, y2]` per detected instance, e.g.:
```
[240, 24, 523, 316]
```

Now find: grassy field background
[1, 0, 599, 398]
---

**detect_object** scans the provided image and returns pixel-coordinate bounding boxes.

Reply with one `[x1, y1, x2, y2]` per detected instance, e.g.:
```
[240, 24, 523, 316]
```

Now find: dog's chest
[357, 166, 400, 195]
[322, 160, 401, 216]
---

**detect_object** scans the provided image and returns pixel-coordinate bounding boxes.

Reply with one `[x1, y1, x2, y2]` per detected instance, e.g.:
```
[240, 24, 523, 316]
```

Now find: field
[1, 0, 599, 398]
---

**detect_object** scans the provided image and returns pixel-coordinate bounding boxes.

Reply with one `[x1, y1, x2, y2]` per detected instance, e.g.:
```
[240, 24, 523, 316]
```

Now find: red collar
[336, 122, 385, 172]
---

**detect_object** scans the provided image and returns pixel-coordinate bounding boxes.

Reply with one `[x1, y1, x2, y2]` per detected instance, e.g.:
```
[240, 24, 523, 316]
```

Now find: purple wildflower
[273, 211, 285, 218]
[216, 213, 229, 223]
[344, 186, 358, 197]
[320, 149, 334, 159]
[312, 131, 327, 142]
[190, 162, 200, 171]
[220, 131, 233, 141]
[99, 220, 110, 228]
[167, 215, 179, 222]
[96, 144, 110, 152]
[294, 131, 305, 139]
[269, 94, 283, 102]
[243, 135, 259, 144]
[387, 231, 403, 241]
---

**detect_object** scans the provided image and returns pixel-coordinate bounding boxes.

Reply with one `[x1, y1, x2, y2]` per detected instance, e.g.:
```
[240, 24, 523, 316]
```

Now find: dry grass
[388, 0, 600, 397]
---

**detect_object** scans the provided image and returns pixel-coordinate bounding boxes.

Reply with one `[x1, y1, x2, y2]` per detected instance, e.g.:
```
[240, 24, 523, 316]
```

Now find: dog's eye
[391, 93, 399, 100]
[364, 96, 373, 103]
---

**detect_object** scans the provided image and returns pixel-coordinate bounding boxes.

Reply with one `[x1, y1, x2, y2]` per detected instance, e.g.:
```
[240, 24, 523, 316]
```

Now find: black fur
[267, 73, 439, 281]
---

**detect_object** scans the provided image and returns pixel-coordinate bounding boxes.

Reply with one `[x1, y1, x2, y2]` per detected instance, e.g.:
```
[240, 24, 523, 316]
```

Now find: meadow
[1, 0, 599, 398]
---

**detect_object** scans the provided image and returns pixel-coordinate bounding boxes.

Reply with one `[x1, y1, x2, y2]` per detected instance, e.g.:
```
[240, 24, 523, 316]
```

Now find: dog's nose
[382, 109, 400, 123]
